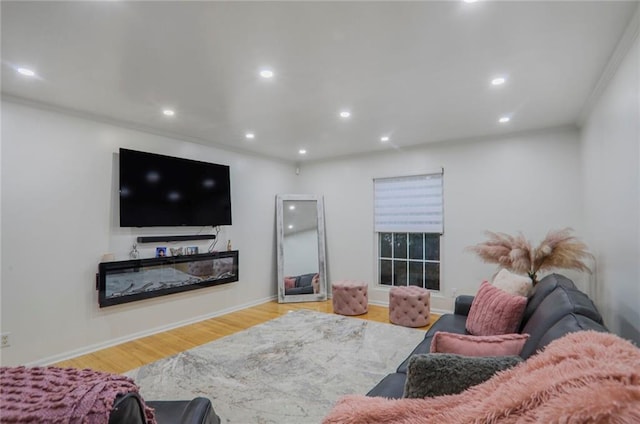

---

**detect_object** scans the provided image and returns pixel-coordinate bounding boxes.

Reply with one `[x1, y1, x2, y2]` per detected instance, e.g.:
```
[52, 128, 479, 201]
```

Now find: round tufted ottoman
[332, 280, 368, 316]
[389, 286, 431, 327]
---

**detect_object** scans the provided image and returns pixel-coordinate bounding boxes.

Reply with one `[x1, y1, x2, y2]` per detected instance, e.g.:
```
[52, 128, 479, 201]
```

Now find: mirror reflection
[283, 200, 319, 295]
[276, 194, 327, 303]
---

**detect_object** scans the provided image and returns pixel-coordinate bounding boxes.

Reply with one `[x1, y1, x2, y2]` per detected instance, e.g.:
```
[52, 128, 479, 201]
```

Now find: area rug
[125, 310, 426, 423]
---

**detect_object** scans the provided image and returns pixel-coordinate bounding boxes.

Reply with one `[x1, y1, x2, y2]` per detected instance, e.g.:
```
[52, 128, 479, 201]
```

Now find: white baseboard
[429, 308, 451, 315]
[31, 295, 449, 367]
[29, 295, 277, 367]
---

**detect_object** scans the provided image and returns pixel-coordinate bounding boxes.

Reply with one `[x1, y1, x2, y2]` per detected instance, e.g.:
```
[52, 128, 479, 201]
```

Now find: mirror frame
[276, 194, 327, 303]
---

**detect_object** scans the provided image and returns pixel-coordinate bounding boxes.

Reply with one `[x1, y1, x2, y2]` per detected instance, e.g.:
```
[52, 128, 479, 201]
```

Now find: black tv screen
[119, 148, 232, 227]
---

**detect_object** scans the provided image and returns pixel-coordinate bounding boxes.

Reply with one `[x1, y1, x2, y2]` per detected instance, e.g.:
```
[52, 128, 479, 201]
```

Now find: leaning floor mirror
[276, 194, 328, 303]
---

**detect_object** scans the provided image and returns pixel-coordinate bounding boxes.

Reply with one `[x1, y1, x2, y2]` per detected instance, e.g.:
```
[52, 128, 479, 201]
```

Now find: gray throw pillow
[296, 273, 316, 287]
[403, 353, 523, 398]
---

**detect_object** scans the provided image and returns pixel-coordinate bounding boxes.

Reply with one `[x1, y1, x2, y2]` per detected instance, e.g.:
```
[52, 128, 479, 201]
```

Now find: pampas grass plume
[468, 228, 594, 284]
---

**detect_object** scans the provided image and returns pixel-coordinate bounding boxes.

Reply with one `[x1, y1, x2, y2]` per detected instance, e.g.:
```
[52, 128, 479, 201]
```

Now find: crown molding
[301, 124, 578, 167]
[0, 94, 295, 166]
[578, 4, 640, 125]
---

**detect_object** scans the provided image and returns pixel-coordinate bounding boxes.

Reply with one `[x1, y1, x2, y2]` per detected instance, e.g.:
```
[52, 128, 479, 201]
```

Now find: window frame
[373, 171, 444, 291]
[377, 231, 441, 291]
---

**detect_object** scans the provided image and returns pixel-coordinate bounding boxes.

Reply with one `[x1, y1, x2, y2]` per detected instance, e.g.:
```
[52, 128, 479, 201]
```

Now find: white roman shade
[374, 172, 443, 233]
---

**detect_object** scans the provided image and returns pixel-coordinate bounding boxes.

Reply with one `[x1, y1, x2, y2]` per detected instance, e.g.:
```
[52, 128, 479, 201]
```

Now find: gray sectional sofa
[367, 273, 609, 398]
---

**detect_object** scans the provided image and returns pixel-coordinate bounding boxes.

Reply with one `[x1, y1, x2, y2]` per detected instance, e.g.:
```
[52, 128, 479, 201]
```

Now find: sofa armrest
[180, 397, 219, 424]
[109, 393, 147, 423]
[146, 398, 220, 424]
[454, 295, 474, 316]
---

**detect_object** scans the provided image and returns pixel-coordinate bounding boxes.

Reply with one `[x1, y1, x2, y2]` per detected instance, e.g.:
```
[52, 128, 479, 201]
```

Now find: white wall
[4, 21, 637, 365]
[0, 100, 296, 365]
[298, 127, 584, 311]
[581, 24, 640, 343]
[283, 230, 319, 277]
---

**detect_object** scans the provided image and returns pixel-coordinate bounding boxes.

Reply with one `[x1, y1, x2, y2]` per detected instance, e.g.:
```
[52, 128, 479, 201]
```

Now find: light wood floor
[53, 300, 439, 374]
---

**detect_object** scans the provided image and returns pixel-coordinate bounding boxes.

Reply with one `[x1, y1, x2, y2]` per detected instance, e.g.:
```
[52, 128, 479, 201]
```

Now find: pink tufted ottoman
[332, 280, 368, 316]
[389, 286, 431, 327]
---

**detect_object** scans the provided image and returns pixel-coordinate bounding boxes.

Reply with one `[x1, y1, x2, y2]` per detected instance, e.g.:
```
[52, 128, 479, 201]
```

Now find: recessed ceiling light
[299, 149, 307, 155]
[245, 132, 255, 139]
[288, 224, 294, 229]
[380, 136, 390, 142]
[339, 111, 351, 118]
[17, 67, 36, 77]
[463, 0, 478, 3]
[162, 109, 175, 117]
[491, 77, 506, 86]
[289, 205, 295, 211]
[499, 116, 510, 123]
[260, 69, 274, 79]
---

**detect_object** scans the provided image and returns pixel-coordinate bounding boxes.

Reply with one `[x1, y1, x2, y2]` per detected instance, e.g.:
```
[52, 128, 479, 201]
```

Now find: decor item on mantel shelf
[467, 228, 594, 285]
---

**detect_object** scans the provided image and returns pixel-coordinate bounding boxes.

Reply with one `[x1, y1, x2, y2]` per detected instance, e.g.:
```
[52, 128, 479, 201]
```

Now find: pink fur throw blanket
[0, 366, 156, 423]
[323, 331, 640, 424]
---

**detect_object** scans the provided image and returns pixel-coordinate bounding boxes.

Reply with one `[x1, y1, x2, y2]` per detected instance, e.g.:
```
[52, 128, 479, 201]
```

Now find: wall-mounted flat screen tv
[119, 148, 232, 227]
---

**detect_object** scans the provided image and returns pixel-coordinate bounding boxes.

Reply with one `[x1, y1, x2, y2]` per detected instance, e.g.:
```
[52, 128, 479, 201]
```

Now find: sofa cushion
[519, 286, 604, 358]
[492, 269, 532, 297]
[403, 354, 523, 398]
[521, 313, 609, 358]
[396, 314, 468, 374]
[466, 281, 527, 336]
[521, 273, 577, 328]
[296, 273, 316, 287]
[430, 332, 529, 357]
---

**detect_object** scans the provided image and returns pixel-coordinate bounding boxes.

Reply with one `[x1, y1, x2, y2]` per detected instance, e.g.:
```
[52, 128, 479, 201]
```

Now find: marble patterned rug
[126, 309, 425, 423]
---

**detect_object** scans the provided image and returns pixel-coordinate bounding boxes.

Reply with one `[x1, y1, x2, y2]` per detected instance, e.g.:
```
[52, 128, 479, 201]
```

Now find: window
[374, 173, 443, 290]
[379, 232, 440, 289]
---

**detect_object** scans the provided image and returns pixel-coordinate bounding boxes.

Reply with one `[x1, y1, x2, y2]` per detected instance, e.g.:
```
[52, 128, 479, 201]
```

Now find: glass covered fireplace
[97, 251, 239, 307]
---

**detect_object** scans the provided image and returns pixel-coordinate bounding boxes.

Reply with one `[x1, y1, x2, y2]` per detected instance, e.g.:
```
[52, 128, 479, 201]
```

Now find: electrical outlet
[1, 333, 10, 348]
[451, 288, 458, 298]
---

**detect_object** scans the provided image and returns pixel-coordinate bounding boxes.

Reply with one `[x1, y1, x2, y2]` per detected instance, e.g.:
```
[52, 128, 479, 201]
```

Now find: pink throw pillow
[284, 277, 296, 290]
[430, 331, 529, 357]
[466, 281, 527, 336]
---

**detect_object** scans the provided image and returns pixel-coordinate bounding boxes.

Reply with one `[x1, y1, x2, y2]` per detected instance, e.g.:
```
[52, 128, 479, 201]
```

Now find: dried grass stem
[467, 228, 594, 284]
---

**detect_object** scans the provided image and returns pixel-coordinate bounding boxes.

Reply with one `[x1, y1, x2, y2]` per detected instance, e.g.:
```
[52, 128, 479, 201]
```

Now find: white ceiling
[2, 1, 637, 162]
